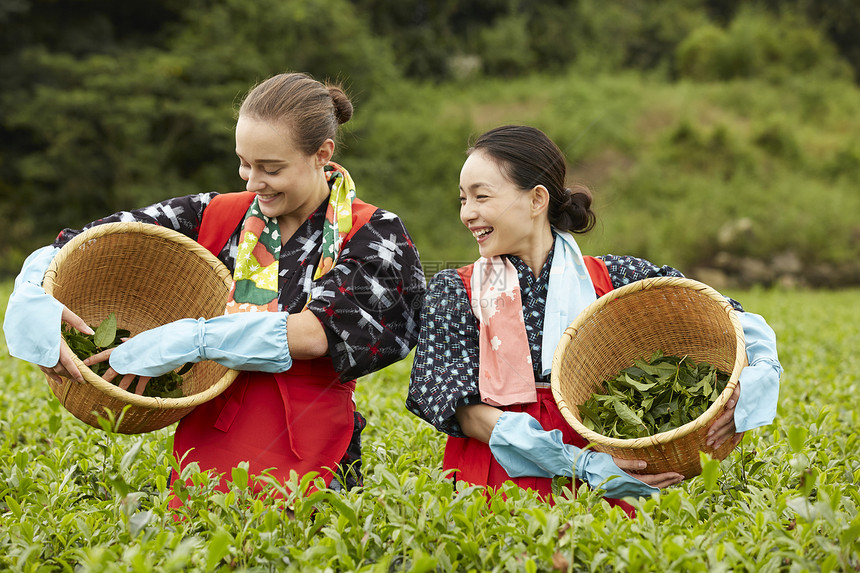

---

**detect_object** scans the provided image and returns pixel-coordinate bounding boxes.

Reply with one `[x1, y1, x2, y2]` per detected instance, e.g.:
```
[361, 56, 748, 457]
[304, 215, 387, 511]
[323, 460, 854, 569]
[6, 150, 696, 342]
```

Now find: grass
[1, 283, 859, 571]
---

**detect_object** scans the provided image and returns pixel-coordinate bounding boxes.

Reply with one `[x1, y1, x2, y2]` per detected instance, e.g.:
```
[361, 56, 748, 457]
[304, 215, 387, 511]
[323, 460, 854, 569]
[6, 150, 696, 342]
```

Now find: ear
[530, 185, 551, 217]
[314, 139, 335, 168]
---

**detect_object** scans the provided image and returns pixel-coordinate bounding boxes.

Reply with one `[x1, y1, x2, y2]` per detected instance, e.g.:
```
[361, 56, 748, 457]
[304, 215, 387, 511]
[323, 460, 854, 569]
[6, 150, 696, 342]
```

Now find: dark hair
[468, 125, 596, 234]
[239, 72, 353, 156]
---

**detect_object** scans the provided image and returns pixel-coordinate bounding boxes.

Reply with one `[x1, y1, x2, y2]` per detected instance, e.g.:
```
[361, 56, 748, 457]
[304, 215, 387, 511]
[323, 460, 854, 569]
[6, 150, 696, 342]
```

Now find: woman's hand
[39, 306, 93, 384]
[706, 384, 745, 449]
[613, 457, 685, 489]
[84, 346, 151, 395]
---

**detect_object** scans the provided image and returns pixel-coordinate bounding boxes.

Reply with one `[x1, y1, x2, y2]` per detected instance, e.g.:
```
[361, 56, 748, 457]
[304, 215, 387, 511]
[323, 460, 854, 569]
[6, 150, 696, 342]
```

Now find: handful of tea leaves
[577, 351, 729, 439]
[61, 313, 185, 399]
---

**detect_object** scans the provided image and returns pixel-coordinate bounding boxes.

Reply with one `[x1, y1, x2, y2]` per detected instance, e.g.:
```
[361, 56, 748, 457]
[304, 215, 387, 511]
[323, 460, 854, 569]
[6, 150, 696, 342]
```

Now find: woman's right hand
[39, 306, 93, 384]
[83, 345, 151, 395]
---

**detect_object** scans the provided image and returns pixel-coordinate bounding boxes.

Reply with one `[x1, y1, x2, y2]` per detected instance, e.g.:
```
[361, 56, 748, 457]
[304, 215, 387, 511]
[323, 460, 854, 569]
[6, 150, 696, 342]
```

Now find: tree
[0, 0, 398, 274]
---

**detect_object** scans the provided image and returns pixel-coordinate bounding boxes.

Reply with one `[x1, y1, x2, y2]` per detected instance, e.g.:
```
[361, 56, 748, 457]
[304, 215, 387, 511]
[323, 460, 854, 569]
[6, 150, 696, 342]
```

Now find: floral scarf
[470, 230, 597, 406]
[225, 162, 356, 314]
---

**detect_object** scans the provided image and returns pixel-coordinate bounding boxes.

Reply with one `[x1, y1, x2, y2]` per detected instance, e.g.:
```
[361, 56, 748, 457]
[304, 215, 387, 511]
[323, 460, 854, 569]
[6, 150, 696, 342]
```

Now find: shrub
[478, 14, 536, 77]
[676, 7, 853, 82]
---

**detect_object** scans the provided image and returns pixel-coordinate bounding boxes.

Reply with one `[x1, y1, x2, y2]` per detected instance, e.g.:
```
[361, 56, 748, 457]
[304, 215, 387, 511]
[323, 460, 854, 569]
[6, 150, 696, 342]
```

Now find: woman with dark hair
[406, 125, 781, 513]
[5, 72, 426, 503]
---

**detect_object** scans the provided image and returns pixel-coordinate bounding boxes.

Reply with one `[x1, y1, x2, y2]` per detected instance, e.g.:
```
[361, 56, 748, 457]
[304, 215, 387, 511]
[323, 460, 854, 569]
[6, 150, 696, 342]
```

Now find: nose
[460, 197, 477, 225]
[244, 169, 265, 192]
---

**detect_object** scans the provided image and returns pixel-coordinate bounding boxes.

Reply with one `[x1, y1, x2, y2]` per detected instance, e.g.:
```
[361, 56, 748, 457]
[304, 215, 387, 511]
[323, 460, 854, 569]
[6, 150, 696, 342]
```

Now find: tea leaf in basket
[578, 401, 605, 433]
[61, 315, 184, 399]
[63, 330, 98, 357]
[612, 399, 646, 431]
[93, 312, 117, 348]
[577, 351, 730, 440]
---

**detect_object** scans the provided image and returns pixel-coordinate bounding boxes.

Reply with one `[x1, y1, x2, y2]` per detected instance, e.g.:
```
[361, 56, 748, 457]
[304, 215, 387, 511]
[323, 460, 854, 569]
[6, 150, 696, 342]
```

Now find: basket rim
[550, 276, 747, 450]
[43, 221, 240, 408]
[44, 221, 234, 290]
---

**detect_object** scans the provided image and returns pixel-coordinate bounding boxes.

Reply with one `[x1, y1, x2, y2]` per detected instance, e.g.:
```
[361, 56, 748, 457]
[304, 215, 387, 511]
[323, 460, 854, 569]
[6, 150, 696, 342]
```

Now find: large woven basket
[42, 222, 240, 434]
[551, 277, 747, 479]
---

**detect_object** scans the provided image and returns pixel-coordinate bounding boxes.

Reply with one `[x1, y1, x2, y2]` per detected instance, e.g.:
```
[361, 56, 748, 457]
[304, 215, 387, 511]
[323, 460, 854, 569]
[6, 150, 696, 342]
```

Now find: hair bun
[559, 187, 574, 209]
[328, 86, 353, 125]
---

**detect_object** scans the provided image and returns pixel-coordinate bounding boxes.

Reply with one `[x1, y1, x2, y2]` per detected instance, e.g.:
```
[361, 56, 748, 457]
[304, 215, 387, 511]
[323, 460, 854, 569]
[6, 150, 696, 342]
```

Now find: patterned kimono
[55, 189, 426, 489]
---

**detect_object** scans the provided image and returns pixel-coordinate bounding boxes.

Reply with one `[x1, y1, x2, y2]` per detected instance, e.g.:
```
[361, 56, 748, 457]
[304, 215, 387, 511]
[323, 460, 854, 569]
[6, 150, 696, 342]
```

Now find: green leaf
[622, 373, 657, 392]
[700, 452, 719, 491]
[93, 313, 117, 348]
[326, 492, 358, 527]
[231, 461, 249, 490]
[787, 425, 808, 453]
[128, 510, 153, 537]
[411, 551, 438, 573]
[205, 528, 234, 570]
[4, 495, 22, 519]
[579, 353, 730, 439]
[612, 399, 645, 429]
[120, 439, 144, 473]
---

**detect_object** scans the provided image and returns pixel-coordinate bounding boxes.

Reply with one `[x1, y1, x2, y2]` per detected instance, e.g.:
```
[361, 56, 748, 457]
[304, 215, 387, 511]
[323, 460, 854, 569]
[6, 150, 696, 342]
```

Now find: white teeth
[472, 228, 493, 238]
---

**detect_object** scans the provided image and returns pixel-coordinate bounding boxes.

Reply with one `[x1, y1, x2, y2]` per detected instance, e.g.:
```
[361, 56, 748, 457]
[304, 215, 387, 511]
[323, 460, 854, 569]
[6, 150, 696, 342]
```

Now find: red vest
[446, 256, 634, 516]
[170, 192, 378, 505]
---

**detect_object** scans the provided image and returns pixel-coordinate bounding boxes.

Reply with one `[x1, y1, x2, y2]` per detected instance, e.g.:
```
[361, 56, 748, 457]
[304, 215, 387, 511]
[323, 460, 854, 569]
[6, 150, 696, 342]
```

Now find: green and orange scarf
[225, 162, 356, 314]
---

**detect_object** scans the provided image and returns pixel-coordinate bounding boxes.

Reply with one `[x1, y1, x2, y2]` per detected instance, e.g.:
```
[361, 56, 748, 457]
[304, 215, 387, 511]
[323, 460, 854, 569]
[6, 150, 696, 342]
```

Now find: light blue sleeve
[734, 311, 783, 432]
[109, 313, 292, 377]
[3, 246, 65, 367]
[489, 411, 659, 499]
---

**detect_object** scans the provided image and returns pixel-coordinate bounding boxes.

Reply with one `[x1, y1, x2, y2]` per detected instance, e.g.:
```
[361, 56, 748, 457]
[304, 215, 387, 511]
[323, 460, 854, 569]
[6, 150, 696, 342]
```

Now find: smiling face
[235, 115, 333, 224]
[459, 150, 547, 262]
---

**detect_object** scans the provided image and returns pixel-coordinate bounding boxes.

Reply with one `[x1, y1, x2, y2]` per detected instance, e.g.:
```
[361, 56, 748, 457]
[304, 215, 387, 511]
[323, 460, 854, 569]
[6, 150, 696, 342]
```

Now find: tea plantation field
[1, 285, 858, 572]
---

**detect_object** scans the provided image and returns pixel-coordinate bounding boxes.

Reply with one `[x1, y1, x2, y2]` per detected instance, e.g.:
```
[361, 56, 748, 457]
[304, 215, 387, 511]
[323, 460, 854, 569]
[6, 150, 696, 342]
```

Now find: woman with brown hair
[5, 72, 426, 502]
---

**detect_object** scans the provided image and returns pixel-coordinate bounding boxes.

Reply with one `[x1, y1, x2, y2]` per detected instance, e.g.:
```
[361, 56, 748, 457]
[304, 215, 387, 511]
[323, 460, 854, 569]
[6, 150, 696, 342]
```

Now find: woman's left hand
[85, 347, 152, 395]
[706, 384, 744, 450]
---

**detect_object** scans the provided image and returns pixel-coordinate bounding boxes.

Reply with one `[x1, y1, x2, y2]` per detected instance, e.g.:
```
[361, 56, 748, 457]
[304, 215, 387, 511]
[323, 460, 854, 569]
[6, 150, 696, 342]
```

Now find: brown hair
[468, 125, 596, 234]
[239, 72, 353, 156]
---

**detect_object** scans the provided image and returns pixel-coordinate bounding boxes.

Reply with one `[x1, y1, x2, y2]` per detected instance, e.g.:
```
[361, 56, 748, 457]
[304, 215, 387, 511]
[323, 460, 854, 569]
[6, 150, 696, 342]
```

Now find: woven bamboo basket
[42, 222, 240, 434]
[551, 277, 747, 479]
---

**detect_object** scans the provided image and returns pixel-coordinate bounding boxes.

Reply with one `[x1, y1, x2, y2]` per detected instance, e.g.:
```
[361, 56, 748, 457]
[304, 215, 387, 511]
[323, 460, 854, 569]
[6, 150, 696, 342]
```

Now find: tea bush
[1, 283, 858, 571]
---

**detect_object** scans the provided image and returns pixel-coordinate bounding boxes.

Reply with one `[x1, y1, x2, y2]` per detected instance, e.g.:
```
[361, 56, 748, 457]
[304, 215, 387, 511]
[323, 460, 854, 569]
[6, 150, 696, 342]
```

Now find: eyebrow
[459, 182, 493, 192]
[236, 153, 286, 164]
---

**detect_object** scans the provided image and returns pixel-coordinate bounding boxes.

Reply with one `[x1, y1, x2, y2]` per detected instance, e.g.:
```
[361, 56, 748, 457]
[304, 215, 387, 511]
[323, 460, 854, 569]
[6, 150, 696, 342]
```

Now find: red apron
[446, 256, 635, 518]
[169, 358, 354, 507]
[165, 191, 376, 506]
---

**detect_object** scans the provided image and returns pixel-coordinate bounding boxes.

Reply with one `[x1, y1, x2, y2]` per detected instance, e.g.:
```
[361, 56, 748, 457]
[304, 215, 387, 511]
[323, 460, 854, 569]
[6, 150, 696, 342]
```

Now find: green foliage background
[1, 0, 860, 284]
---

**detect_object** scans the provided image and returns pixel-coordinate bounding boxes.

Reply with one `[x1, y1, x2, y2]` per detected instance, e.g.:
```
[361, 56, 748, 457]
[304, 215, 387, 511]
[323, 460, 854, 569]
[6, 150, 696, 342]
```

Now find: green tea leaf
[62, 314, 184, 399]
[622, 373, 658, 392]
[93, 313, 117, 348]
[578, 353, 729, 439]
[612, 399, 645, 429]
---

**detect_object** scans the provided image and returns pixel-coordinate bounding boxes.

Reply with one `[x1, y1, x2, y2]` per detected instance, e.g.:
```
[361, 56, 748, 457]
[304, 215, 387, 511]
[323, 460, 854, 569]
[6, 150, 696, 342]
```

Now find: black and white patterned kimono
[55, 191, 426, 488]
